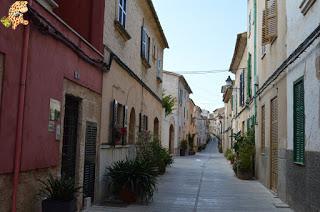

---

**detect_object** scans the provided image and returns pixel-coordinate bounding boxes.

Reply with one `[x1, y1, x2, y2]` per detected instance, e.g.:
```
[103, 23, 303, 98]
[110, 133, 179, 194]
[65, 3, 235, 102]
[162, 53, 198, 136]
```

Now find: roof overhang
[229, 32, 247, 73]
[146, 0, 169, 48]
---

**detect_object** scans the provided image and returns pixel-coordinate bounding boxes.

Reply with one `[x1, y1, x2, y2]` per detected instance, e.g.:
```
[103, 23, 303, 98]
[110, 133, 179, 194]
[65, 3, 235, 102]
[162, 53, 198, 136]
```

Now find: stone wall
[286, 150, 320, 212]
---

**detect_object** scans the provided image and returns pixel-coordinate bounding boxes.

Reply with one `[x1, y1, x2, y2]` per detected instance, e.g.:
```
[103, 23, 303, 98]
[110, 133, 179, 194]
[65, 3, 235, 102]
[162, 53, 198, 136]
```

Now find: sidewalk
[84, 140, 291, 212]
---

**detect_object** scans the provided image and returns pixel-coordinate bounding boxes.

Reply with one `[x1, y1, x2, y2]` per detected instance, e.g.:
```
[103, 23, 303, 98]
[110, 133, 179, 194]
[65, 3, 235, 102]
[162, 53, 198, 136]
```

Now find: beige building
[98, 0, 168, 202]
[187, 98, 197, 151]
[252, 0, 288, 200]
[161, 71, 192, 154]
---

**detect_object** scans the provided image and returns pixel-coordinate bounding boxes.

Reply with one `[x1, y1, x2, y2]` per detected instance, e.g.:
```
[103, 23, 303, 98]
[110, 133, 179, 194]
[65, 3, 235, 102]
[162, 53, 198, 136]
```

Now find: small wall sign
[48, 98, 61, 141]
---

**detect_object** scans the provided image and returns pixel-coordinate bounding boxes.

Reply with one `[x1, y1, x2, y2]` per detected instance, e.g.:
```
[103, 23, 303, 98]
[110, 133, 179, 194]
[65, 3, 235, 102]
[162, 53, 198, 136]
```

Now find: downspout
[12, 1, 32, 211]
[253, 0, 257, 124]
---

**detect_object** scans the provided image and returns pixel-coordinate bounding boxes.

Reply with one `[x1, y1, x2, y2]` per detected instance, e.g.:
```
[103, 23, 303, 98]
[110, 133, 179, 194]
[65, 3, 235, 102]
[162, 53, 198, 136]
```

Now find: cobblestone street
[85, 139, 291, 212]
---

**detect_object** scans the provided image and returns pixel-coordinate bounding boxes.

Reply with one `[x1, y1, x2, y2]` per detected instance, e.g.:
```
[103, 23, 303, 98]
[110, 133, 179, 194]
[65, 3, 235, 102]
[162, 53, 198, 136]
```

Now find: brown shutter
[262, 10, 268, 45]
[266, 0, 278, 42]
[111, 100, 118, 144]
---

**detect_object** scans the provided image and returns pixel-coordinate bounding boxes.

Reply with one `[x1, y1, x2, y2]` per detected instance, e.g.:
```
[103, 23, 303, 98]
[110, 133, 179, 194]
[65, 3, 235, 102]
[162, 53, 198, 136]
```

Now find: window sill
[114, 20, 131, 41]
[141, 57, 151, 69]
[294, 161, 305, 166]
[101, 144, 134, 149]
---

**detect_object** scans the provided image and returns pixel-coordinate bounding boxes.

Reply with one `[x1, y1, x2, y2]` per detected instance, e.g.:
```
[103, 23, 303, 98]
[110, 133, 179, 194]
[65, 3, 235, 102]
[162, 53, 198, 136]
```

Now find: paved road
[85, 139, 291, 212]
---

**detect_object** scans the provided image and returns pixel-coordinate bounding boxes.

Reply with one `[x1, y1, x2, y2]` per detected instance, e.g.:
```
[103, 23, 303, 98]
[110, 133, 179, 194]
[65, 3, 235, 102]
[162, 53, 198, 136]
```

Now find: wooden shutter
[83, 121, 97, 199]
[266, 0, 278, 42]
[261, 105, 265, 153]
[239, 73, 243, 107]
[270, 97, 278, 192]
[111, 100, 118, 143]
[122, 106, 128, 145]
[139, 113, 142, 132]
[262, 10, 268, 45]
[147, 36, 150, 62]
[247, 54, 252, 98]
[293, 79, 305, 164]
[141, 27, 146, 58]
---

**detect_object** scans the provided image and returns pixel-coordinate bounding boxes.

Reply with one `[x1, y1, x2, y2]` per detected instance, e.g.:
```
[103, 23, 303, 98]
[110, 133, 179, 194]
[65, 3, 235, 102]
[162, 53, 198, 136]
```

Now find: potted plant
[39, 174, 81, 212]
[107, 158, 158, 203]
[232, 129, 255, 180]
[180, 139, 188, 156]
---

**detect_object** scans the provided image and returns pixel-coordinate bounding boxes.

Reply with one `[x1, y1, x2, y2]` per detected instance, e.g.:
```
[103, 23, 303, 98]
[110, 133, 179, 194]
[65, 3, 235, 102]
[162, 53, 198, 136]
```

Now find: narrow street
[86, 139, 291, 212]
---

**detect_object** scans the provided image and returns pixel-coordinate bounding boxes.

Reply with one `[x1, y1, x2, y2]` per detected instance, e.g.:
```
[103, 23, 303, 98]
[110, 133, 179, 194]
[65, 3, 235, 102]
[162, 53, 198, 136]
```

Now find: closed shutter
[247, 54, 252, 98]
[139, 113, 142, 132]
[293, 79, 305, 164]
[261, 105, 266, 153]
[141, 27, 146, 58]
[83, 122, 97, 200]
[240, 73, 243, 106]
[271, 97, 278, 192]
[111, 100, 118, 144]
[123, 106, 128, 145]
[266, 0, 278, 42]
[262, 10, 268, 45]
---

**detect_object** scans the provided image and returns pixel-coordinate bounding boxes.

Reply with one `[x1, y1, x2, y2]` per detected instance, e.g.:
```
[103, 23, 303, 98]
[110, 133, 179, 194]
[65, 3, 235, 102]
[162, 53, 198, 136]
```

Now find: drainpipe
[12, 1, 32, 211]
[253, 0, 257, 123]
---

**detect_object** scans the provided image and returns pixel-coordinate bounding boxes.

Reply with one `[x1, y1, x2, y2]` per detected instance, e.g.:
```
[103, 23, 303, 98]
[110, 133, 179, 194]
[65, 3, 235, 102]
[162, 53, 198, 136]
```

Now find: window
[157, 58, 162, 80]
[118, 0, 127, 27]
[141, 26, 150, 66]
[293, 78, 305, 164]
[239, 71, 245, 107]
[179, 89, 183, 105]
[247, 53, 252, 99]
[138, 113, 148, 132]
[261, 105, 266, 153]
[262, 0, 278, 45]
[111, 100, 128, 145]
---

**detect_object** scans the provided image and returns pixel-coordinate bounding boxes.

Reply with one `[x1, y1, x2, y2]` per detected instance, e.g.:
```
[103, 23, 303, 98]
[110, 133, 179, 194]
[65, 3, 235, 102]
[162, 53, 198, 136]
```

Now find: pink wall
[0, 1, 104, 173]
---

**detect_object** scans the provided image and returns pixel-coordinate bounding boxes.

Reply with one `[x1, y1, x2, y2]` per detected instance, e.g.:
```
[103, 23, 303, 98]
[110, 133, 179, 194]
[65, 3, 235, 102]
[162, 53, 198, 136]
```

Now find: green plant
[136, 132, 173, 175]
[38, 174, 81, 201]
[232, 129, 255, 173]
[107, 159, 158, 202]
[162, 94, 175, 116]
[180, 139, 188, 150]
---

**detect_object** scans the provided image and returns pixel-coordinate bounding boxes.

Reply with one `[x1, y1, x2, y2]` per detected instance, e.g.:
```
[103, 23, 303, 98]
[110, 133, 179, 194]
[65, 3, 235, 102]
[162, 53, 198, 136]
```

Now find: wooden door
[270, 97, 278, 192]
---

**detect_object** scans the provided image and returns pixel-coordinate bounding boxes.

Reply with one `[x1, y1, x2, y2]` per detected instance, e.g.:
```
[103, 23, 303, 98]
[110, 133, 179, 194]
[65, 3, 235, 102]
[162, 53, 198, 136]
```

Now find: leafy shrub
[180, 139, 188, 150]
[136, 131, 173, 175]
[233, 129, 255, 172]
[38, 174, 81, 201]
[107, 158, 158, 203]
[162, 94, 175, 116]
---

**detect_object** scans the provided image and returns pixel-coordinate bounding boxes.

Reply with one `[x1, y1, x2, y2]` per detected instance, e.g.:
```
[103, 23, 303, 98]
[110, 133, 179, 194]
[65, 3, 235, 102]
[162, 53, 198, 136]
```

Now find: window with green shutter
[247, 53, 252, 99]
[293, 78, 305, 164]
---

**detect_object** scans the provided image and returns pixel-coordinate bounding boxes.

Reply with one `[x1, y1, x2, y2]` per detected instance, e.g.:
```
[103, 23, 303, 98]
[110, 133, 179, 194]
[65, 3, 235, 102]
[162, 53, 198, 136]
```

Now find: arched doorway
[169, 124, 174, 154]
[153, 117, 159, 140]
[128, 108, 135, 144]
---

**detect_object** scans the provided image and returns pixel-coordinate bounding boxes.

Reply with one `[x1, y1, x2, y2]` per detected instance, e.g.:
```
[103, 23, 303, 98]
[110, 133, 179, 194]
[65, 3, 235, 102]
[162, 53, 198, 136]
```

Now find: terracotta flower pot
[119, 188, 137, 203]
[42, 199, 75, 212]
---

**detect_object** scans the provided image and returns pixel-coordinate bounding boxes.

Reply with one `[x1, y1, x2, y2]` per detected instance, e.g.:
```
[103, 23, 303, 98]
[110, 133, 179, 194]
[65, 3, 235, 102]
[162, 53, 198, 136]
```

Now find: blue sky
[153, 0, 247, 112]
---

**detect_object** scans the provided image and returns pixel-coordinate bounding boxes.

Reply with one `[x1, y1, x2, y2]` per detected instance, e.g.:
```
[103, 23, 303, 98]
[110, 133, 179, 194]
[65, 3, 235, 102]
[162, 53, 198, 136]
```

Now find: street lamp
[225, 75, 233, 87]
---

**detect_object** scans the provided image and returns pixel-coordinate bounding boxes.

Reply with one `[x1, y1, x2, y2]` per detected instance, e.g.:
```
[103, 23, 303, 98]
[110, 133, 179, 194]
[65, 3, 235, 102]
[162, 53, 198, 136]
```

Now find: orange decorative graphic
[1, 1, 29, 30]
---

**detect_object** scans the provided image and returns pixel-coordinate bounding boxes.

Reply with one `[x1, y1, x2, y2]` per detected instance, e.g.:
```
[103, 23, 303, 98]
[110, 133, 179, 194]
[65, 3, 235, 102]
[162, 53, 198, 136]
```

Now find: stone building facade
[161, 71, 192, 154]
[0, 0, 105, 211]
[97, 0, 168, 203]
[285, 1, 320, 211]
